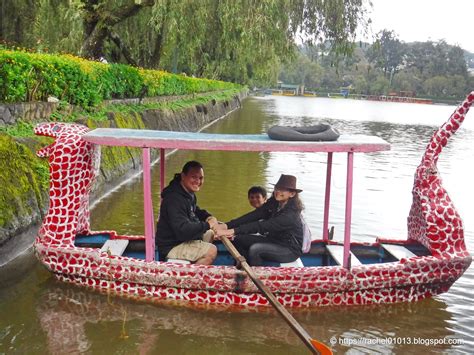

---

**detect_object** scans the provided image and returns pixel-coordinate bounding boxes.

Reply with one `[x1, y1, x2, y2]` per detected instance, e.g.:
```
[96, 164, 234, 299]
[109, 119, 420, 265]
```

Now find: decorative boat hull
[33, 93, 474, 308]
[34, 239, 470, 307]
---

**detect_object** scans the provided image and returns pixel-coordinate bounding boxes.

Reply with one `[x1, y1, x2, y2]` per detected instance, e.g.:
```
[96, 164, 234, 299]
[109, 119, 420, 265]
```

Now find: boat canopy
[83, 128, 390, 153]
[83, 128, 390, 267]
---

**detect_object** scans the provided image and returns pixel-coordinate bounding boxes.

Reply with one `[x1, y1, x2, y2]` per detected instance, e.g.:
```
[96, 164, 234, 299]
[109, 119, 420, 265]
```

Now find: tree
[366, 30, 403, 77]
[405, 40, 468, 79]
[0, 0, 38, 46]
[32, 0, 83, 54]
[279, 31, 472, 99]
[1, 0, 371, 85]
[79, 0, 155, 60]
[446, 45, 468, 76]
[423, 76, 450, 97]
[392, 68, 423, 93]
[279, 51, 323, 89]
[352, 74, 369, 94]
[370, 75, 389, 95]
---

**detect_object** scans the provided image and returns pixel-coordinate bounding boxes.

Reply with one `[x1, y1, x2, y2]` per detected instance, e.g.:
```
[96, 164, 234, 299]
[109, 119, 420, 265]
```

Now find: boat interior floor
[75, 233, 432, 268]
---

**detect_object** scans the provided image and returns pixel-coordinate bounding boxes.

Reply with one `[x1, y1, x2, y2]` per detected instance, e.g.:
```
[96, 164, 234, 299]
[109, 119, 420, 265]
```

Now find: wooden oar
[219, 236, 333, 355]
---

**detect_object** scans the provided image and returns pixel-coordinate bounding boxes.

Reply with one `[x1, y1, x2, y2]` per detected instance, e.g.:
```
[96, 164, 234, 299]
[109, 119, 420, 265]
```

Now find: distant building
[276, 83, 303, 96]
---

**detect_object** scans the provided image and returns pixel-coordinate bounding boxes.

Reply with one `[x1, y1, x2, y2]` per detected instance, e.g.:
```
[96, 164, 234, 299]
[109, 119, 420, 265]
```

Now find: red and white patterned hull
[34, 238, 471, 308]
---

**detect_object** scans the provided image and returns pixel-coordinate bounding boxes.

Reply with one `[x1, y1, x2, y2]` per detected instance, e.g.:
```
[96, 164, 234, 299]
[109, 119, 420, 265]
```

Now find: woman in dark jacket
[215, 174, 304, 266]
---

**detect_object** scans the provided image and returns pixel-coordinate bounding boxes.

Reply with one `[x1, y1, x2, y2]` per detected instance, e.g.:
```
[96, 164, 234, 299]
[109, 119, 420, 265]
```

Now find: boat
[33, 92, 473, 308]
[348, 94, 433, 104]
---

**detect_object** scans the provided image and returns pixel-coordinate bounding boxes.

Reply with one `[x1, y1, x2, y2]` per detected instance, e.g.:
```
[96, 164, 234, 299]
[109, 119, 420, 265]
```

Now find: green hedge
[0, 50, 240, 107]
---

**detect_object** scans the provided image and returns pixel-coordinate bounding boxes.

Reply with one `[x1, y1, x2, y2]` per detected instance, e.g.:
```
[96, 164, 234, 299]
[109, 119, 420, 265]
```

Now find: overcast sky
[367, 0, 474, 52]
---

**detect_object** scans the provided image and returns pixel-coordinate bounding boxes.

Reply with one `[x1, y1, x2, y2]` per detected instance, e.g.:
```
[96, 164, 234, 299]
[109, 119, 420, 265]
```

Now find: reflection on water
[32, 280, 459, 355]
[1, 96, 473, 353]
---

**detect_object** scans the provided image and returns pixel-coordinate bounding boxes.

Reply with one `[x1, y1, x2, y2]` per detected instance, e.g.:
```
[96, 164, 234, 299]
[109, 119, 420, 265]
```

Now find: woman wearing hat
[215, 174, 304, 266]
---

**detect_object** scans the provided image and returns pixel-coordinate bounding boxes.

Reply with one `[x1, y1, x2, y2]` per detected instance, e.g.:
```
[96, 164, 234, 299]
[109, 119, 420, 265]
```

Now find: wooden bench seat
[166, 258, 191, 264]
[381, 244, 416, 260]
[101, 239, 129, 256]
[326, 244, 362, 267]
[280, 258, 304, 267]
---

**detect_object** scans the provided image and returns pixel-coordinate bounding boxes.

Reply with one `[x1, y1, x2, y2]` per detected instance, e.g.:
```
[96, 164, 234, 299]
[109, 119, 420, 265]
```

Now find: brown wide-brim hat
[271, 174, 302, 193]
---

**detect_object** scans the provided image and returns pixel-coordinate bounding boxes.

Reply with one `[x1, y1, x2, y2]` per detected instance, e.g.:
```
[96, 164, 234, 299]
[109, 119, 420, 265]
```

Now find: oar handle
[219, 236, 332, 355]
[220, 235, 243, 260]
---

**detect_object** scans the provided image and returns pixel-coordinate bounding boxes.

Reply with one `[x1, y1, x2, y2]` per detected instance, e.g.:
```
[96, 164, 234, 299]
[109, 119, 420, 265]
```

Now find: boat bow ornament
[34, 122, 101, 247]
[33, 93, 473, 308]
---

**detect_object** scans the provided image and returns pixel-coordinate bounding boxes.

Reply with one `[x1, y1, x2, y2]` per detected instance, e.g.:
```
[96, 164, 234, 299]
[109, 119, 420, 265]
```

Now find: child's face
[248, 193, 266, 208]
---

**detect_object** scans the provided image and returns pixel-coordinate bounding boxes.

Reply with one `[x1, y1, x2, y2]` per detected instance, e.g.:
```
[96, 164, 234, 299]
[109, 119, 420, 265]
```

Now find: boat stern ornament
[408, 92, 474, 261]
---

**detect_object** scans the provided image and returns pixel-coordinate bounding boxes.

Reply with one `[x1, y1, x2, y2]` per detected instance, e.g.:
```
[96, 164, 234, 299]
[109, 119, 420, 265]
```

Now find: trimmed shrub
[0, 49, 240, 106]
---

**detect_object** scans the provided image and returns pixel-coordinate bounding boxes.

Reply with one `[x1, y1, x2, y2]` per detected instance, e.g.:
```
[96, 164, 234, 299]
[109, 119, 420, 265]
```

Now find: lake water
[1, 96, 473, 354]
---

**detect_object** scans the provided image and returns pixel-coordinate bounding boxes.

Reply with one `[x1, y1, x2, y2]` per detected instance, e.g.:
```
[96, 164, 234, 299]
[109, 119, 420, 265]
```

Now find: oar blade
[311, 339, 333, 355]
[219, 235, 332, 354]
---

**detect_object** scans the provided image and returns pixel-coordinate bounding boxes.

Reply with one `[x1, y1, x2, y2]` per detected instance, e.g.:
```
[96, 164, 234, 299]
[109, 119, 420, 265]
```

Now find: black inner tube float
[267, 124, 340, 141]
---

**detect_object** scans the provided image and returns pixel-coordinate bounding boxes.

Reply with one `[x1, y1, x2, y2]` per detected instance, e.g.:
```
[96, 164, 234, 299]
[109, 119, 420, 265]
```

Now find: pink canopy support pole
[143, 148, 155, 262]
[343, 152, 354, 269]
[323, 152, 333, 241]
[160, 148, 165, 193]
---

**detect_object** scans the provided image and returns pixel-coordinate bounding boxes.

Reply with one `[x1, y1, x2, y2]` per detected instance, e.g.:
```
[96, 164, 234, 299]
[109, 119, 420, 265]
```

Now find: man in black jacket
[155, 161, 218, 264]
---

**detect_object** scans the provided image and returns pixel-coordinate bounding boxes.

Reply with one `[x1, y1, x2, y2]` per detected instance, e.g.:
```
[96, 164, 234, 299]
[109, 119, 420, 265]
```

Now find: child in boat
[215, 174, 303, 266]
[248, 185, 267, 209]
[155, 161, 218, 265]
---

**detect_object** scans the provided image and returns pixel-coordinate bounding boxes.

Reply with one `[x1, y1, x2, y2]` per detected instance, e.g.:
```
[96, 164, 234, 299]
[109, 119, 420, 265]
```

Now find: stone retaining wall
[0, 92, 230, 126]
[0, 101, 74, 125]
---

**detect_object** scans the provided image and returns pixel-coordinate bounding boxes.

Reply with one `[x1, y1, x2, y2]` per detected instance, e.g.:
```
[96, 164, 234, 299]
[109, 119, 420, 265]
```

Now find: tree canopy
[0, 0, 370, 85]
[279, 30, 473, 100]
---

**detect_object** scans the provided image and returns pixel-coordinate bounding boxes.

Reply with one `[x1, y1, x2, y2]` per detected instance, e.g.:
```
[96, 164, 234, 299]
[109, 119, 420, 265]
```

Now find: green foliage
[0, 0, 37, 46]
[279, 37, 472, 100]
[366, 30, 403, 75]
[0, 121, 35, 137]
[423, 75, 468, 98]
[278, 52, 323, 89]
[33, 161, 50, 190]
[0, 134, 46, 227]
[0, 49, 240, 105]
[0, 0, 369, 86]
[106, 64, 144, 99]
